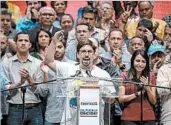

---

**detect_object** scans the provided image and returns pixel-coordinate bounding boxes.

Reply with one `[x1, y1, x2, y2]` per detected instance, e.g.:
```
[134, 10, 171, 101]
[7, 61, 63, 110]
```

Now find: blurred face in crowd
[83, 13, 96, 28]
[109, 30, 123, 52]
[130, 37, 145, 54]
[77, 45, 95, 70]
[38, 31, 51, 49]
[27, 1, 41, 10]
[164, 27, 171, 42]
[76, 25, 90, 43]
[124, 1, 138, 10]
[134, 54, 146, 74]
[54, 41, 65, 60]
[100, 2, 114, 20]
[16, 34, 31, 54]
[53, 1, 66, 14]
[39, 7, 56, 26]
[61, 15, 73, 31]
[138, 1, 153, 19]
[0, 34, 8, 55]
[27, 1, 41, 19]
[151, 52, 165, 69]
[0, 14, 11, 34]
[136, 26, 147, 39]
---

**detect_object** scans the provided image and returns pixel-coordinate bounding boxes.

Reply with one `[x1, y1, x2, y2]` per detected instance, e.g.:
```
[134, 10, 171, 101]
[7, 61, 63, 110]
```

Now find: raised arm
[44, 30, 64, 72]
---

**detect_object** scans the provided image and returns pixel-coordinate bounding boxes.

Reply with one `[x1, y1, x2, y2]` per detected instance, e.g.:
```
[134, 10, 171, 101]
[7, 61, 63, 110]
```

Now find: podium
[59, 77, 122, 125]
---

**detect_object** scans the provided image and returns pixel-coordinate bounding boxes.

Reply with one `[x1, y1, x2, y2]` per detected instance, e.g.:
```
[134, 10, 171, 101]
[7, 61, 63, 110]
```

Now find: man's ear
[29, 42, 32, 49]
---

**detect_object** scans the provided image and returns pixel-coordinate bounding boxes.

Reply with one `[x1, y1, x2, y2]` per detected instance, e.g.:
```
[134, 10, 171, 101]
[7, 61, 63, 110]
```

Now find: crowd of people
[0, 1, 171, 125]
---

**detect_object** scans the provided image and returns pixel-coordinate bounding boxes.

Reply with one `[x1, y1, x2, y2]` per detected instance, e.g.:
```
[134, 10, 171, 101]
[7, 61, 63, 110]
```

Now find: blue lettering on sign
[80, 109, 98, 116]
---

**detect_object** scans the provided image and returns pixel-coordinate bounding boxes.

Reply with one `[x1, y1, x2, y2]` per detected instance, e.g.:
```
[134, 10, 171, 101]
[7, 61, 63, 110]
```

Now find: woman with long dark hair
[31, 28, 52, 60]
[119, 50, 156, 125]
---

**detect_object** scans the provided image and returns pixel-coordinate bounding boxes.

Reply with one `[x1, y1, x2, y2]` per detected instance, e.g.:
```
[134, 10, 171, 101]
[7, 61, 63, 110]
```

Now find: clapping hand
[112, 49, 122, 65]
[19, 68, 30, 84]
[140, 76, 151, 92]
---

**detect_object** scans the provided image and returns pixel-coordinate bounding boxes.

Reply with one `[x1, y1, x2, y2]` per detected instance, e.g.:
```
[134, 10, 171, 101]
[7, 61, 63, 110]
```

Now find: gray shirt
[3, 54, 43, 104]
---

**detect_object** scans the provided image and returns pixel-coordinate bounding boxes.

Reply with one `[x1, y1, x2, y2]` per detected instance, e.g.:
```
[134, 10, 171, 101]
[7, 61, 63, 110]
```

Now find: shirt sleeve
[157, 65, 171, 96]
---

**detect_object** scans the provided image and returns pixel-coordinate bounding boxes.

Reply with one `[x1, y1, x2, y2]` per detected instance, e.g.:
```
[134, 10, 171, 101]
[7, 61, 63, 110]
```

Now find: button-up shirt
[3, 54, 43, 104]
[157, 63, 171, 123]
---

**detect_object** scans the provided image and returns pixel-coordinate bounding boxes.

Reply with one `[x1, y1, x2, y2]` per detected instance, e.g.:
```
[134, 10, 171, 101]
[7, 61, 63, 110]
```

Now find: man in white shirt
[44, 31, 116, 125]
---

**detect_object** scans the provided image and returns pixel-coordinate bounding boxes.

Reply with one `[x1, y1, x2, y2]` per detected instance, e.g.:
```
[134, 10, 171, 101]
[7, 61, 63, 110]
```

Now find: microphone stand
[140, 85, 143, 125]
[1, 77, 171, 125]
[21, 86, 26, 125]
[1, 78, 171, 93]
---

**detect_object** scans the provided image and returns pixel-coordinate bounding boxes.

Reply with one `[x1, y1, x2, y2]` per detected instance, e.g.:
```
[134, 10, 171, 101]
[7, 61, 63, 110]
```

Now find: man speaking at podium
[44, 30, 116, 125]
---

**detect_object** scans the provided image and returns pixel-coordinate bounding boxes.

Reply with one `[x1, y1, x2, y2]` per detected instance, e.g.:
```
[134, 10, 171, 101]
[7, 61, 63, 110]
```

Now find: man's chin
[82, 61, 91, 66]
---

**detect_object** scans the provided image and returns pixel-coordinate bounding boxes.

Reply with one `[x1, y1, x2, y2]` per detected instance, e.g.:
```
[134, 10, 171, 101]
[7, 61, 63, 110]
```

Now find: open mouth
[83, 58, 90, 61]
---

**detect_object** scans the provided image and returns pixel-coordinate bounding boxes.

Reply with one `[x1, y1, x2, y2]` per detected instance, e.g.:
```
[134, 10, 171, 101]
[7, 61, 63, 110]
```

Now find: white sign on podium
[60, 77, 122, 125]
[79, 86, 101, 125]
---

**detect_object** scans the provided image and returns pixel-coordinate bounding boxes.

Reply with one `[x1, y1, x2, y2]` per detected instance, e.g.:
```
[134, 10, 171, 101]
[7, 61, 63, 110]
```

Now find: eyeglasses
[79, 50, 93, 55]
[41, 13, 55, 17]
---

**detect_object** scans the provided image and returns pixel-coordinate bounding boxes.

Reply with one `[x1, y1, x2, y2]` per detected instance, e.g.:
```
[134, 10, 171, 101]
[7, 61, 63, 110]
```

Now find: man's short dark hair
[14, 31, 31, 43]
[0, 8, 12, 17]
[76, 22, 91, 31]
[82, 6, 97, 19]
[109, 28, 124, 38]
[137, 18, 153, 31]
[77, 40, 96, 53]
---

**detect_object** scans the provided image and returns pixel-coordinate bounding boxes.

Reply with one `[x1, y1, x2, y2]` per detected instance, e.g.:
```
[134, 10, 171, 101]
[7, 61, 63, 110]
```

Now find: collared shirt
[35, 57, 76, 123]
[53, 19, 61, 29]
[0, 54, 10, 115]
[0, 54, 9, 64]
[0, 64, 9, 115]
[3, 54, 43, 104]
[157, 63, 171, 123]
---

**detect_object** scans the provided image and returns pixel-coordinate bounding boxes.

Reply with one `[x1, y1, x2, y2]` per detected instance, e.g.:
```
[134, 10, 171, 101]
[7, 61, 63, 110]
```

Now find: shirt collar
[12, 54, 34, 62]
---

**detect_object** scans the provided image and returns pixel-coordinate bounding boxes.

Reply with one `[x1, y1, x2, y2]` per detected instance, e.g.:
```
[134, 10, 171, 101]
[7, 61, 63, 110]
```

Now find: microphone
[71, 70, 82, 77]
[85, 70, 92, 77]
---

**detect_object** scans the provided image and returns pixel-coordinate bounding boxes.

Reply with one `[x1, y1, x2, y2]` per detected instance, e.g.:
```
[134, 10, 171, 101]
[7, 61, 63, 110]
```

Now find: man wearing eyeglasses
[28, 7, 61, 52]
[41, 31, 116, 125]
